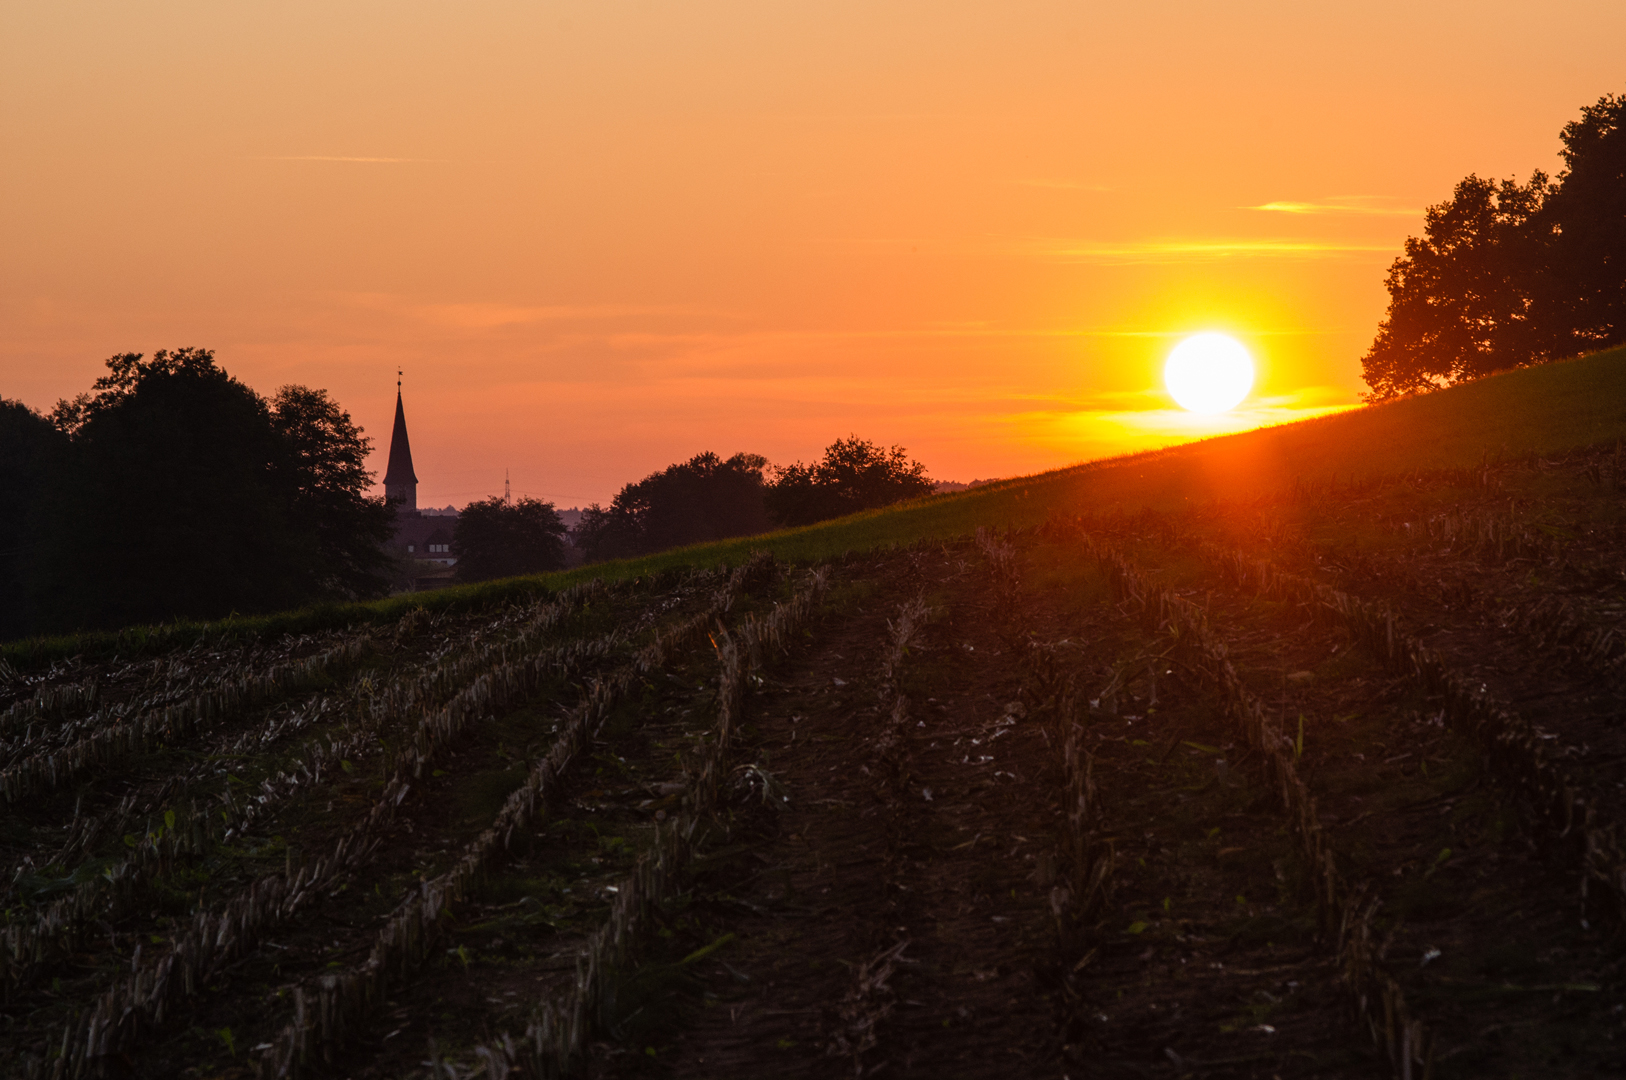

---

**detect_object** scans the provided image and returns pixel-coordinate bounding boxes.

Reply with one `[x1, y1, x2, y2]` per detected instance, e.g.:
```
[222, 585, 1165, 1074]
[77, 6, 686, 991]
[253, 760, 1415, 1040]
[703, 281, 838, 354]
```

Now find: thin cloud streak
[1044, 238, 1393, 264]
[413, 302, 743, 330]
[1246, 196, 1421, 216]
[321, 294, 1354, 342]
[251, 155, 451, 164]
[1001, 395, 1361, 458]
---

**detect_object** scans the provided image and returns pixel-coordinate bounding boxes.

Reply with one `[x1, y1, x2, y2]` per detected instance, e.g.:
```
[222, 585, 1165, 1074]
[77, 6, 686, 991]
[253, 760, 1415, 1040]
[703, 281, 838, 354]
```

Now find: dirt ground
[5, 446, 1626, 1078]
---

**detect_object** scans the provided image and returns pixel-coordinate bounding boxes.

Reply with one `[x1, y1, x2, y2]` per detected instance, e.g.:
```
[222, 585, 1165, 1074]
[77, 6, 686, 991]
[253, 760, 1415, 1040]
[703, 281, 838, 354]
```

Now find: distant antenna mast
[504, 468, 511, 506]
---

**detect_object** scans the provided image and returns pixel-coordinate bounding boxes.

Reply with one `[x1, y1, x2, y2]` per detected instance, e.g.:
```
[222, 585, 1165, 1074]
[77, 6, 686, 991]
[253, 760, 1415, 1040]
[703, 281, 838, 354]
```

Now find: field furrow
[2, 570, 751, 1078]
[1080, 521, 1626, 1076]
[5, 441, 1625, 1079]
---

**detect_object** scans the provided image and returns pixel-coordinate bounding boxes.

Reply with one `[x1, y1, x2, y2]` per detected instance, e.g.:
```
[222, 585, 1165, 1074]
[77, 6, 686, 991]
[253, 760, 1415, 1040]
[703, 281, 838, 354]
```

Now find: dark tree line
[1, 350, 393, 638]
[451, 497, 567, 582]
[574, 438, 932, 563]
[0, 351, 939, 630]
[574, 452, 772, 562]
[765, 435, 932, 526]
[1363, 91, 1626, 399]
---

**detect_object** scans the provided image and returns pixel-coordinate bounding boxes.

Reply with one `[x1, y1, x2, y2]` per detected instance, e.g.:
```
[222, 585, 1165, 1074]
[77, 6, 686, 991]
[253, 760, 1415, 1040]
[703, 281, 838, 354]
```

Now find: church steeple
[382, 372, 418, 512]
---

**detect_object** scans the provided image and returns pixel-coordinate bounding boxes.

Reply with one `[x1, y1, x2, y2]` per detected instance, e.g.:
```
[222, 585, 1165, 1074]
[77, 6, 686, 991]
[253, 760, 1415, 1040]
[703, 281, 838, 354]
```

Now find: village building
[382, 382, 459, 590]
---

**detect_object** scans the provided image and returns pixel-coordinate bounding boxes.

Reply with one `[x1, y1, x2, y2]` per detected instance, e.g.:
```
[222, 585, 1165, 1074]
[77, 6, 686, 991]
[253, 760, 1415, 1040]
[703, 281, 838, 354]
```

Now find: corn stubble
[5, 442, 1626, 1077]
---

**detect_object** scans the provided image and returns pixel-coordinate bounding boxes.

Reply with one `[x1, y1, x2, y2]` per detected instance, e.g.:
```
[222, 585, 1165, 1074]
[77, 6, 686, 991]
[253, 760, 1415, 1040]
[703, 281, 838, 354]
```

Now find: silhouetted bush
[452, 497, 568, 581]
[764, 436, 932, 527]
[575, 452, 769, 562]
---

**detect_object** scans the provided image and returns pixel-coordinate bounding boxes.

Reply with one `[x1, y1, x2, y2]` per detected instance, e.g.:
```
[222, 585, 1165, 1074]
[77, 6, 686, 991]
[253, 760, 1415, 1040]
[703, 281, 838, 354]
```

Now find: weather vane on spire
[397, 367, 402, 392]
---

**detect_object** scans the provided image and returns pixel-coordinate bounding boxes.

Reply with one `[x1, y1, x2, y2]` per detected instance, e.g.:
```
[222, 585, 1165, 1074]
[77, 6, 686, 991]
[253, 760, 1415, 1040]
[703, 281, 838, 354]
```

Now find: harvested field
[4, 443, 1626, 1078]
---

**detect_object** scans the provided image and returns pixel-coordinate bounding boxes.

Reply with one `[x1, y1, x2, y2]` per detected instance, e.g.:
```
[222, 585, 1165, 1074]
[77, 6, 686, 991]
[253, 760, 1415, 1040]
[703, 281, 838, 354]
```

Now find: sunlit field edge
[8, 344, 1625, 668]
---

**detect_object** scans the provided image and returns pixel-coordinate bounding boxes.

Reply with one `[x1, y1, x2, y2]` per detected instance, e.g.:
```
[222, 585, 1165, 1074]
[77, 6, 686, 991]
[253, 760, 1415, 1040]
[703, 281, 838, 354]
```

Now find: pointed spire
[383, 373, 418, 512]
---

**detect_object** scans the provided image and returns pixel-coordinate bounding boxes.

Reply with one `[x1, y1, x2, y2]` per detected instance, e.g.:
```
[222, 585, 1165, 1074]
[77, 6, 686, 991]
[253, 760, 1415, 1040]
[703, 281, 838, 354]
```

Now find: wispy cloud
[1045, 238, 1391, 264]
[1245, 196, 1420, 217]
[996, 390, 1361, 459]
[252, 155, 450, 164]
[328, 293, 746, 329]
[416, 303, 684, 329]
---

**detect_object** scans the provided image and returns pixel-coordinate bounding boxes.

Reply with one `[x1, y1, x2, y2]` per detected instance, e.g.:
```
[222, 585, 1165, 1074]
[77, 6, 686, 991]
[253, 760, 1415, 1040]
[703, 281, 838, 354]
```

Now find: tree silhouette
[1360, 174, 1551, 399]
[269, 384, 395, 600]
[452, 497, 568, 582]
[1361, 90, 1626, 400]
[764, 436, 932, 527]
[17, 349, 391, 635]
[0, 400, 68, 639]
[575, 452, 769, 562]
[1542, 93, 1626, 354]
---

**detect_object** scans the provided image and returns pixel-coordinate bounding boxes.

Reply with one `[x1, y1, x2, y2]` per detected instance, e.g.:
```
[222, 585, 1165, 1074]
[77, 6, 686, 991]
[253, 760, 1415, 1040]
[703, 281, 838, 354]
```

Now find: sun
[1163, 333, 1254, 414]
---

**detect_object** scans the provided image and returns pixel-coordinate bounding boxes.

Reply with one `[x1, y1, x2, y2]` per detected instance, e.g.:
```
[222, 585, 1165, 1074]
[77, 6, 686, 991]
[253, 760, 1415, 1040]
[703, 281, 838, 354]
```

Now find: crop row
[1499, 591, 1626, 678]
[17, 572, 737, 1079]
[1087, 534, 1435, 1078]
[456, 562, 831, 1079]
[973, 529, 1117, 998]
[0, 678, 102, 738]
[0, 628, 376, 756]
[0, 588, 613, 993]
[1408, 502, 1554, 563]
[1200, 540, 1626, 927]
[823, 590, 932, 1073]
[0, 631, 376, 803]
[255, 555, 773, 1076]
[255, 552, 773, 1072]
[1, 569, 619, 775]
[1351, 500, 1626, 683]
[0, 648, 207, 738]
[8, 580, 619, 914]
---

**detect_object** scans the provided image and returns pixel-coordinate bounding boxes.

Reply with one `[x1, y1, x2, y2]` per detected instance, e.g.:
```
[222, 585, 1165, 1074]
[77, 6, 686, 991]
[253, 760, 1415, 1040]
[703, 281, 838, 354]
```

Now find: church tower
[382, 375, 418, 512]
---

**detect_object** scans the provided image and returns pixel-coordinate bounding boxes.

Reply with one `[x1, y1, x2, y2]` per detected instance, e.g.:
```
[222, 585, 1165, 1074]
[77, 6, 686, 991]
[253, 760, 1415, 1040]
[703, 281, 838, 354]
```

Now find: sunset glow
[3, 3, 1623, 503]
[1164, 334, 1254, 414]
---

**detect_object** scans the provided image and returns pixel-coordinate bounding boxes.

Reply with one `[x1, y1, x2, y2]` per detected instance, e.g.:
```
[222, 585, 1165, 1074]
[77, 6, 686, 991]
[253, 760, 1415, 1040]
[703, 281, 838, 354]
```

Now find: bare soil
[5, 447, 1626, 1078]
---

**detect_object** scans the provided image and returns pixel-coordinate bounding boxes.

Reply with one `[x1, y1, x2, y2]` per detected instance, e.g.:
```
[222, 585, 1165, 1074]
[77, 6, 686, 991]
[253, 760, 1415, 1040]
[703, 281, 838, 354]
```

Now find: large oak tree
[1362, 91, 1626, 400]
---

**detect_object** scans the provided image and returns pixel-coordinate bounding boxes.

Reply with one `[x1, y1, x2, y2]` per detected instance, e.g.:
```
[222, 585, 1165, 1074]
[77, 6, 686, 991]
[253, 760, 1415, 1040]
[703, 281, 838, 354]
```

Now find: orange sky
[4, 2, 1623, 507]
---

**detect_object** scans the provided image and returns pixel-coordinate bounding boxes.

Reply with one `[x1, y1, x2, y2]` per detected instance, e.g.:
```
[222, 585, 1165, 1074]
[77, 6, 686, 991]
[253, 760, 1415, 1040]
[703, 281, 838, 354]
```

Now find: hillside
[491, 340, 1626, 581]
[2, 348, 1625, 1077]
[11, 344, 1626, 671]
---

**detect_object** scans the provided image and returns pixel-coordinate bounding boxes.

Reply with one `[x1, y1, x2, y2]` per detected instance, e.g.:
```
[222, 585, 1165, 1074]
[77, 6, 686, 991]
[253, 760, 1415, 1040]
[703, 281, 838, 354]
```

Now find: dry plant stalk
[1201, 539, 1626, 928]
[1090, 534, 1435, 1080]
[461, 562, 830, 1080]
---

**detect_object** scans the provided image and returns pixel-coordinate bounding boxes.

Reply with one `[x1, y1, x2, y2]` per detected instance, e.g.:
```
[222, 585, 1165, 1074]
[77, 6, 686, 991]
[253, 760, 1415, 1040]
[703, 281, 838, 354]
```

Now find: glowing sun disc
[1164, 333, 1254, 413]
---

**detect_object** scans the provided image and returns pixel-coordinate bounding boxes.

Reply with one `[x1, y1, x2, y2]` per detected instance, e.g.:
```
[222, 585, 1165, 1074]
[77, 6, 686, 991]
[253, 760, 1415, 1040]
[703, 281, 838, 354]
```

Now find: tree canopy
[452, 497, 568, 582]
[574, 452, 770, 563]
[269, 384, 394, 600]
[1544, 93, 1626, 352]
[1362, 91, 1626, 399]
[0, 400, 69, 639]
[7, 349, 393, 636]
[764, 436, 932, 527]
